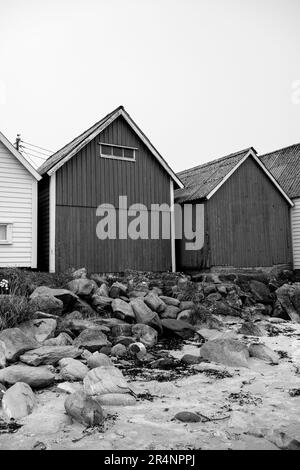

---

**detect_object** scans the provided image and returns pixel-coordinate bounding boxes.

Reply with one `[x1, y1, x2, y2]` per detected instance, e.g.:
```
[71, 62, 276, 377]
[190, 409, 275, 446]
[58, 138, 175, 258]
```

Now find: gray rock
[59, 318, 110, 336]
[0, 382, 6, 401]
[91, 294, 113, 311]
[200, 338, 250, 368]
[87, 352, 113, 369]
[0, 328, 39, 363]
[18, 318, 57, 343]
[248, 343, 280, 364]
[0, 341, 6, 368]
[160, 305, 181, 319]
[59, 357, 89, 380]
[111, 298, 135, 322]
[275, 284, 300, 323]
[29, 294, 63, 316]
[95, 283, 109, 297]
[30, 286, 78, 311]
[112, 336, 135, 347]
[73, 328, 109, 352]
[130, 298, 162, 334]
[84, 366, 130, 395]
[206, 292, 222, 302]
[64, 391, 104, 426]
[161, 319, 198, 339]
[159, 296, 180, 307]
[144, 293, 166, 313]
[269, 430, 300, 450]
[177, 309, 194, 323]
[109, 282, 128, 299]
[250, 280, 272, 304]
[111, 323, 132, 337]
[43, 332, 73, 346]
[203, 284, 217, 295]
[179, 301, 195, 311]
[94, 393, 136, 406]
[72, 267, 87, 279]
[67, 278, 97, 297]
[128, 290, 147, 299]
[180, 354, 202, 365]
[2, 382, 36, 420]
[20, 345, 81, 366]
[132, 323, 158, 347]
[238, 322, 265, 336]
[111, 343, 127, 357]
[57, 382, 84, 394]
[174, 411, 202, 423]
[0, 364, 55, 388]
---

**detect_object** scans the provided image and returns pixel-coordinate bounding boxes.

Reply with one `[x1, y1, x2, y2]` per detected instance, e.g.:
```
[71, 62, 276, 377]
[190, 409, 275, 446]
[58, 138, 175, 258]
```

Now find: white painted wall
[291, 197, 300, 270]
[0, 141, 37, 267]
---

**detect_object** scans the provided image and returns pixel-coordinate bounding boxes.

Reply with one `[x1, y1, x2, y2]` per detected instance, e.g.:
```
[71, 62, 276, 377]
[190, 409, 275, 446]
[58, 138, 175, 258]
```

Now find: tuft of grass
[0, 295, 34, 330]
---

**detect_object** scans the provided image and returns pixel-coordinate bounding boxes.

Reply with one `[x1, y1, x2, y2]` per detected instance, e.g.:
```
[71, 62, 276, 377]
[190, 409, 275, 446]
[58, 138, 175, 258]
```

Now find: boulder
[112, 336, 135, 347]
[179, 301, 195, 311]
[84, 366, 130, 395]
[250, 280, 272, 304]
[144, 293, 166, 313]
[59, 357, 89, 380]
[275, 284, 300, 323]
[87, 352, 113, 369]
[248, 343, 280, 364]
[57, 382, 84, 394]
[95, 393, 136, 406]
[0, 382, 6, 401]
[59, 318, 109, 336]
[73, 328, 109, 352]
[20, 345, 81, 366]
[160, 305, 181, 319]
[29, 294, 63, 316]
[111, 298, 135, 322]
[30, 286, 78, 311]
[238, 322, 265, 336]
[206, 292, 222, 302]
[95, 283, 109, 297]
[161, 319, 198, 339]
[111, 344, 127, 357]
[32, 311, 60, 320]
[180, 354, 202, 365]
[0, 364, 55, 388]
[111, 324, 132, 337]
[91, 294, 113, 311]
[177, 309, 194, 323]
[174, 411, 202, 423]
[128, 290, 147, 299]
[67, 278, 97, 297]
[200, 338, 250, 368]
[18, 318, 57, 343]
[131, 323, 158, 347]
[0, 341, 6, 368]
[159, 296, 180, 307]
[109, 282, 128, 299]
[2, 382, 36, 420]
[203, 284, 217, 295]
[0, 328, 39, 363]
[64, 391, 104, 426]
[130, 298, 163, 334]
[72, 267, 87, 279]
[43, 332, 73, 347]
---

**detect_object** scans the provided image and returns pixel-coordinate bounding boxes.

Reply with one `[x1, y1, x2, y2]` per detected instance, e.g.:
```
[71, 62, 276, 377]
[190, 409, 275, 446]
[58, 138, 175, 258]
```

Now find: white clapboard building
[261, 143, 300, 270]
[0, 131, 41, 268]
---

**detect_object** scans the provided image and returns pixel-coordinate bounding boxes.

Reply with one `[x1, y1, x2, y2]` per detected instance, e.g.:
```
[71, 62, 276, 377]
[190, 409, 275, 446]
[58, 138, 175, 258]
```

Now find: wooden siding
[0, 141, 36, 267]
[177, 156, 292, 269]
[37, 175, 50, 271]
[291, 197, 300, 269]
[54, 115, 172, 272]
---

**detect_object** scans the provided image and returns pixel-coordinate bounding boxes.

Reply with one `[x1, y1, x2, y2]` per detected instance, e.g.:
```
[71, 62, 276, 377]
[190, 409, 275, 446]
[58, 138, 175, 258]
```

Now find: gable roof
[260, 143, 300, 199]
[0, 131, 41, 181]
[175, 147, 293, 206]
[38, 106, 183, 189]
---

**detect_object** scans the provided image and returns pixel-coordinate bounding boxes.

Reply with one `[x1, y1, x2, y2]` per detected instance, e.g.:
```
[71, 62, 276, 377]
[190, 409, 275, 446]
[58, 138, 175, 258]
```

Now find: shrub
[0, 295, 34, 330]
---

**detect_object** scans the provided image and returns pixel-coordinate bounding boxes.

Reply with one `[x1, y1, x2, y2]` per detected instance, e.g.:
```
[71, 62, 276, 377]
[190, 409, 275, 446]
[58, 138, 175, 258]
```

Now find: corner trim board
[49, 173, 56, 273]
[170, 178, 176, 272]
[31, 181, 38, 268]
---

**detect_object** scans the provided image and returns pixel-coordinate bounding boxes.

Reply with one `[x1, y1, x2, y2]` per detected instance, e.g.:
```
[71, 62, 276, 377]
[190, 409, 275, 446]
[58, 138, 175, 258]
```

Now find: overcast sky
[1, 0, 300, 171]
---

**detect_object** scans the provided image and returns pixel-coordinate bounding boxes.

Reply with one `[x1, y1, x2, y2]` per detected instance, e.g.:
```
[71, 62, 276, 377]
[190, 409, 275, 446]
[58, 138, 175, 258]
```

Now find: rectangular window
[99, 143, 137, 161]
[0, 224, 13, 244]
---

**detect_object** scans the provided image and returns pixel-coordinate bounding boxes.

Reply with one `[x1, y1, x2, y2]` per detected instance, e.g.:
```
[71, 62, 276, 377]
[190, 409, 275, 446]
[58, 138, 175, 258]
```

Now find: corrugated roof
[175, 148, 254, 203]
[260, 143, 300, 199]
[38, 106, 121, 175]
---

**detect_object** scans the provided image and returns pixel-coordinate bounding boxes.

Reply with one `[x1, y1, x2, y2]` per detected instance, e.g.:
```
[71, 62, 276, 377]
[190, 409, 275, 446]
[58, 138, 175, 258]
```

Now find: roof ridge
[177, 147, 254, 176]
[38, 105, 124, 174]
[260, 142, 300, 158]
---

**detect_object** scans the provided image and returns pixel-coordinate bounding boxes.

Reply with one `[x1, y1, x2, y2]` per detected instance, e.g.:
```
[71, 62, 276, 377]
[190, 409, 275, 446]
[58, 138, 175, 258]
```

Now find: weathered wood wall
[176, 157, 293, 269]
[54, 115, 172, 272]
[37, 174, 50, 271]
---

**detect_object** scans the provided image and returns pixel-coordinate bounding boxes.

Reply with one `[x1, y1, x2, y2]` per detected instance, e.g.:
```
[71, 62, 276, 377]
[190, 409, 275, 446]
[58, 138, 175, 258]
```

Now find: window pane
[0, 225, 7, 241]
[101, 145, 112, 155]
[124, 148, 134, 158]
[112, 146, 123, 157]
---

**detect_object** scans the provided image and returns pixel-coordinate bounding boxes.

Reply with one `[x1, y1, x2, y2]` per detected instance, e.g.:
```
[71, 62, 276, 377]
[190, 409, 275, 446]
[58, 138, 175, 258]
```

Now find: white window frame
[0, 223, 13, 244]
[99, 142, 137, 162]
